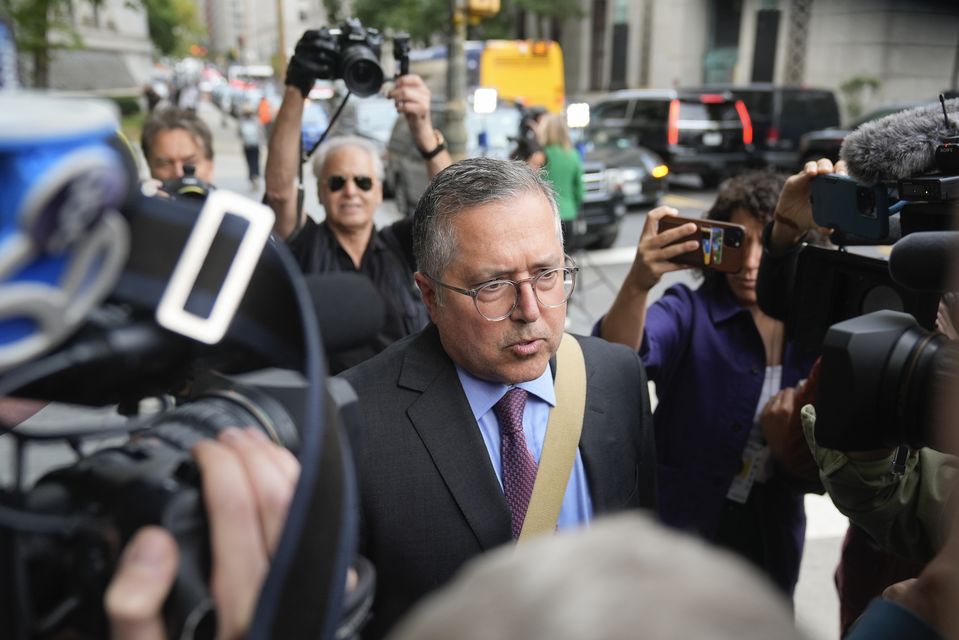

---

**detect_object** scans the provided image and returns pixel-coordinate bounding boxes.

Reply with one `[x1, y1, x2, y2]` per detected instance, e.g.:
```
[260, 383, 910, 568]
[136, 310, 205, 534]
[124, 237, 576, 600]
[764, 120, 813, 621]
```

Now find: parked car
[587, 89, 750, 187]
[689, 84, 840, 169]
[798, 101, 930, 166]
[387, 101, 627, 249]
[578, 127, 668, 208]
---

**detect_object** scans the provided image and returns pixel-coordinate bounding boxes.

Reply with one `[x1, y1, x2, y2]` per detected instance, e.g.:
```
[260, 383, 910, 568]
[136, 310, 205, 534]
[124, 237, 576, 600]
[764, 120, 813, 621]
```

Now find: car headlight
[618, 168, 642, 195]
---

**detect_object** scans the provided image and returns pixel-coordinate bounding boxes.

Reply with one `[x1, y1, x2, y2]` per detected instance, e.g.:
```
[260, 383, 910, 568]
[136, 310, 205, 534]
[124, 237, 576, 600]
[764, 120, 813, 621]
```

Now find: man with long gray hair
[339, 157, 657, 639]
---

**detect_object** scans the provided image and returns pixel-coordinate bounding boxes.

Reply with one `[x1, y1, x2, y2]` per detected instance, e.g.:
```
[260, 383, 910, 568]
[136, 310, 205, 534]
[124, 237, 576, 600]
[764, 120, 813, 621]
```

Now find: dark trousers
[243, 145, 260, 180]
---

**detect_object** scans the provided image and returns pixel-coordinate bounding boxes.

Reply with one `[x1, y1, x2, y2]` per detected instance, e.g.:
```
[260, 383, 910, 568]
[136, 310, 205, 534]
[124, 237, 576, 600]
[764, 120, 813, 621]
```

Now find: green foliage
[351, 0, 584, 44]
[7, 0, 96, 86]
[112, 94, 142, 116]
[138, 0, 206, 57]
[323, 0, 345, 24]
[353, 0, 449, 45]
[840, 75, 881, 120]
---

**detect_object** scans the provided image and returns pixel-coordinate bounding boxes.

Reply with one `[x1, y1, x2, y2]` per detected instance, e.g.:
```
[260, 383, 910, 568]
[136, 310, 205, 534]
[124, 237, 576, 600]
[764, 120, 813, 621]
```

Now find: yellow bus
[408, 39, 565, 114]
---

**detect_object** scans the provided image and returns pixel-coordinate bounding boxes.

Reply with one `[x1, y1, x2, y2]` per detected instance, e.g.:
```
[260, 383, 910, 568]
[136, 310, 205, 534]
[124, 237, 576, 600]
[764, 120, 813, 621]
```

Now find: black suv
[386, 102, 627, 250]
[588, 89, 750, 187]
[691, 84, 840, 168]
[798, 101, 929, 166]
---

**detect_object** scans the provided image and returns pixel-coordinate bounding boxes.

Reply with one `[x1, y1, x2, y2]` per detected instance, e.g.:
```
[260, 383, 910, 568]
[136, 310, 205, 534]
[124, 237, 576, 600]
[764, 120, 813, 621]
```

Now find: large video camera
[315, 18, 410, 97]
[0, 94, 368, 639]
[801, 96, 959, 451]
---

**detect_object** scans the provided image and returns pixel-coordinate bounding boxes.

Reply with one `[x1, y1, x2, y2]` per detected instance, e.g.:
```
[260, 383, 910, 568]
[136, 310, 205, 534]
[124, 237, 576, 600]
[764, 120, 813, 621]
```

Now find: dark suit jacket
[340, 324, 656, 639]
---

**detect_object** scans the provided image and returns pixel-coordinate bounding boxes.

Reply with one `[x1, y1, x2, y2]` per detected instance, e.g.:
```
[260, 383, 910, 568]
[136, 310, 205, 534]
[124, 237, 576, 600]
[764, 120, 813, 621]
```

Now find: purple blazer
[598, 282, 816, 592]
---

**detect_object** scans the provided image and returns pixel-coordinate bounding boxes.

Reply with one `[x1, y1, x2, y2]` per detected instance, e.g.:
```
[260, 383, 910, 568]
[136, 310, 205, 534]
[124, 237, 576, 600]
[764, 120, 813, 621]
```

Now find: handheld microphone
[889, 231, 958, 293]
[841, 98, 959, 184]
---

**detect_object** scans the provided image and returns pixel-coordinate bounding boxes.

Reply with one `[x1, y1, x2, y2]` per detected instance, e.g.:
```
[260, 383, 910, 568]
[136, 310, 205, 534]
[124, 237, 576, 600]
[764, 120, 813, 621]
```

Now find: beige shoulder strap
[518, 333, 587, 542]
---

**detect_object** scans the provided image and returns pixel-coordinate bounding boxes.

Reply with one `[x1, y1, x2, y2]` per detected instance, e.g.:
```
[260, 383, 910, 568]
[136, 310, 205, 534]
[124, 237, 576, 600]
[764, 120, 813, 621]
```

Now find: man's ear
[413, 272, 438, 317]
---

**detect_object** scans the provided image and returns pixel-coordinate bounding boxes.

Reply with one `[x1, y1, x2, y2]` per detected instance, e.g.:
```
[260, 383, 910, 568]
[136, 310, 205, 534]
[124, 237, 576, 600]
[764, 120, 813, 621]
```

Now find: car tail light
[766, 126, 780, 145]
[668, 99, 680, 146]
[735, 99, 753, 145]
[699, 93, 725, 104]
[651, 164, 669, 179]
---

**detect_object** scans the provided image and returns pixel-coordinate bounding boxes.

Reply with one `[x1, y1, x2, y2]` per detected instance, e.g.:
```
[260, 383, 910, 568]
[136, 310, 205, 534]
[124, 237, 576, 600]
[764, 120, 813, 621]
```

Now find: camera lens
[340, 46, 384, 97]
[816, 310, 955, 451]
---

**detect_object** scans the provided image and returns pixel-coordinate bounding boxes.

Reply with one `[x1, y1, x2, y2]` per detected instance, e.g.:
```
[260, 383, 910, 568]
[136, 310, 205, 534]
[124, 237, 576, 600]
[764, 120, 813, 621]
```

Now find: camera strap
[113, 192, 356, 640]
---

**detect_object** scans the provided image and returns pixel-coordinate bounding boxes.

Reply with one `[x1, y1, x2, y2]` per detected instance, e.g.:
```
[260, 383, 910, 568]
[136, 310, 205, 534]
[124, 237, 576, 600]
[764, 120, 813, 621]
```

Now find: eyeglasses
[426, 264, 579, 321]
[327, 175, 374, 192]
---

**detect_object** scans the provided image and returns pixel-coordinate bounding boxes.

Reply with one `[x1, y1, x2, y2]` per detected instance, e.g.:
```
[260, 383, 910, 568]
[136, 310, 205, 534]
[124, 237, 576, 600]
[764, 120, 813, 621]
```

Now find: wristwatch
[418, 130, 447, 160]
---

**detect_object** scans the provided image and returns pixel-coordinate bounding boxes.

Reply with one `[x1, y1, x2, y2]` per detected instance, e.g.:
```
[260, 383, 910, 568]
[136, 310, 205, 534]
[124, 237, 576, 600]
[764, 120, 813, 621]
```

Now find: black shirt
[288, 217, 429, 373]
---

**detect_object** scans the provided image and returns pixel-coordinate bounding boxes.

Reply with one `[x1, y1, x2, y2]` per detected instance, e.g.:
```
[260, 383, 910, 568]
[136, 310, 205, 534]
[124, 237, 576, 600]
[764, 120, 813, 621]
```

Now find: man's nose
[510, 281, 541, 322]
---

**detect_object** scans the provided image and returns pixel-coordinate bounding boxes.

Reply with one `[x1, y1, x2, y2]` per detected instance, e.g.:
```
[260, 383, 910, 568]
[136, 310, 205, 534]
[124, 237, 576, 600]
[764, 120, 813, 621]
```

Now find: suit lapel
[401, 326, 512, 550]
[577, 341, 636, 513]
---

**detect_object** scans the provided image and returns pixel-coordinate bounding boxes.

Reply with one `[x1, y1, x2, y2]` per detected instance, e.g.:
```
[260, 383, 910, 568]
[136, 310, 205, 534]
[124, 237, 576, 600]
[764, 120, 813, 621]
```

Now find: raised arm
[599, 207, 698, 350]
[387, 73, 452, 179]
[266, 30, 338, 240]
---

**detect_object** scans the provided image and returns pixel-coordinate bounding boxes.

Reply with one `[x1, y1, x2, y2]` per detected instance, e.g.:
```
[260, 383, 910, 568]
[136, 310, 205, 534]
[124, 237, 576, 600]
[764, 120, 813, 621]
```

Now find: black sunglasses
[327, 175, 374, 192]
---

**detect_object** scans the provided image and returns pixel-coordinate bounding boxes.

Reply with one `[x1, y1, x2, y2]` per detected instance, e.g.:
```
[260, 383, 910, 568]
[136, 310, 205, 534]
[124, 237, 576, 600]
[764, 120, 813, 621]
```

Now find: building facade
[560, 0, 959, 121]
[47, 0, 153, 92]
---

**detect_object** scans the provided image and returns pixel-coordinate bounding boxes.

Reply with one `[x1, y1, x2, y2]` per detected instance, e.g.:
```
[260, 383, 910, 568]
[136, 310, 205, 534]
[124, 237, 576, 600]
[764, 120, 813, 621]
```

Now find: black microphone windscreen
[305, 273, 386, 352]
[889, 231, 958, 293]
[841, 99, 959, 185]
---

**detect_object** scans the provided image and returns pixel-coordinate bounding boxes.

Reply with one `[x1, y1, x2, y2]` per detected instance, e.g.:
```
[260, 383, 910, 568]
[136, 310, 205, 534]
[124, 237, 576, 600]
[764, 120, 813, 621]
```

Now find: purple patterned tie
[494, 388, 538, 540]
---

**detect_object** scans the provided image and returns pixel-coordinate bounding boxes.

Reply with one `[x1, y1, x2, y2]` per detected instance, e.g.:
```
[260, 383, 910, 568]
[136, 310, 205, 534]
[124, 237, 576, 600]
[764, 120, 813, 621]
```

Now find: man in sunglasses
[338, 157, 658, 639]
[266, 62, 450, 373]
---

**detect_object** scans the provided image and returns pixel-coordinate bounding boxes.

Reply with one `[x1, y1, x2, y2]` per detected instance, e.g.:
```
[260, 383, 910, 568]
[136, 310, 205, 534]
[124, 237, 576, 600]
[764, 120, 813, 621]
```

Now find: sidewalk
[197, 100, 402, 229]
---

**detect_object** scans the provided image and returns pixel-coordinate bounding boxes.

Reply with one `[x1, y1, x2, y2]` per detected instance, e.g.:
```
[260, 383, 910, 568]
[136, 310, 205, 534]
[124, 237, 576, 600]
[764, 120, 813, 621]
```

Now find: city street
[208, 100, 847, 639]
[176, 100, 852, 638]
[1, 99, 845, 640]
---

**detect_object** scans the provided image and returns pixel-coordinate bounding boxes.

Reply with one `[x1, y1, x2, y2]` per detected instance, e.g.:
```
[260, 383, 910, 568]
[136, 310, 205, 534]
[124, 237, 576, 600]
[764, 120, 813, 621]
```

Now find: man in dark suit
[340, 157, 656, 639]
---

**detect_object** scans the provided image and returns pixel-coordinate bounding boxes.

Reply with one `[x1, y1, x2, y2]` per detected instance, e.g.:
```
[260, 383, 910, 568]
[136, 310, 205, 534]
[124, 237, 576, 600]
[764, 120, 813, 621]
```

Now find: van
[588, 89, 751, 187]
[691, 84, 840, 168]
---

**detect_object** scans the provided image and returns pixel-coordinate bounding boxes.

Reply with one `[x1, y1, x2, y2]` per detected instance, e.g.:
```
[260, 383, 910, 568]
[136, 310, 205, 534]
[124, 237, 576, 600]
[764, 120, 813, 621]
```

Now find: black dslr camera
[160, 163, 214, 200]
[319, 18, 410, 97]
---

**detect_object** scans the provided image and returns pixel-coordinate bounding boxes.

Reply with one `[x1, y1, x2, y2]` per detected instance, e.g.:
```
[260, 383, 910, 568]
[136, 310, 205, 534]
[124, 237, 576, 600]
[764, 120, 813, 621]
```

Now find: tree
[7, 0, 99, 88]
[138, 0, 206, 57]
[353, 0, 449, 45]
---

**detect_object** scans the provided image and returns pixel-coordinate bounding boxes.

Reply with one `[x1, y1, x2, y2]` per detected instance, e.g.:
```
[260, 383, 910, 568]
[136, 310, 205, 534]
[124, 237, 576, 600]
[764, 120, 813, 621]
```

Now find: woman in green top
[540, 113, 584, 242]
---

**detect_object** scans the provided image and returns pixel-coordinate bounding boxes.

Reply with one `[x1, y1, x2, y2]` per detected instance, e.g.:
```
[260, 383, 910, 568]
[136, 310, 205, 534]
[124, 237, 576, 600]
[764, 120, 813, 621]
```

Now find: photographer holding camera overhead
[265, 22, 452, 373]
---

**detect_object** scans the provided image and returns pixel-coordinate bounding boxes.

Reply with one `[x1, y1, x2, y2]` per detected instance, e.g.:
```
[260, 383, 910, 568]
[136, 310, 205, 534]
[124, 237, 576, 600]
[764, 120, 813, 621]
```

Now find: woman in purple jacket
[598, 172, 816, 596]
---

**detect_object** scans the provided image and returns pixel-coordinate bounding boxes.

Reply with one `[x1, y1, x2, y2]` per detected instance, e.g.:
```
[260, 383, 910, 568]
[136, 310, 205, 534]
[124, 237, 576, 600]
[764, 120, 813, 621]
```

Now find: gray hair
[312, 135, 384, 181]
[141, 106, 214, 163]
[412, 157, 562, 280]
[388, 514, 807, 640]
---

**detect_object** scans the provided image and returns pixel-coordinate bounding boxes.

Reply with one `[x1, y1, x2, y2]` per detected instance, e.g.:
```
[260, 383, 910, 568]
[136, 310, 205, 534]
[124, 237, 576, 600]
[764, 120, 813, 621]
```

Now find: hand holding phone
[657, 215, 746, 274]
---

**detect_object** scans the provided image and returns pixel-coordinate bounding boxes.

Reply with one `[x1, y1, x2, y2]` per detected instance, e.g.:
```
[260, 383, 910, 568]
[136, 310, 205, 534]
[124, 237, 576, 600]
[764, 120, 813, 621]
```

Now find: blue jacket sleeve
[638, 284, 695, 384]
[846, 599, 943, 640]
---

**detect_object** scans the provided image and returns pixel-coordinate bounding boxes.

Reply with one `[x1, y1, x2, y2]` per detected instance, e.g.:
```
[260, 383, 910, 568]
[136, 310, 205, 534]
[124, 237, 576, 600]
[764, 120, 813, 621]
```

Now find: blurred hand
[882, 502, 959, 636]
[105, 427, 299, 640]
[387, 74, 437, 150]
[770, 158, 847, 250]
[286, 29, 338, 98]
[937, 294, 959, 340]
[625, 206, 700, 292]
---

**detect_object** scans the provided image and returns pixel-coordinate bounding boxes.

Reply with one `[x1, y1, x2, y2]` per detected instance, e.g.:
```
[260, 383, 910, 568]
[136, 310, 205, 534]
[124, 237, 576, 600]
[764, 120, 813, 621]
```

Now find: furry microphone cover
[840, 98, 959, 185]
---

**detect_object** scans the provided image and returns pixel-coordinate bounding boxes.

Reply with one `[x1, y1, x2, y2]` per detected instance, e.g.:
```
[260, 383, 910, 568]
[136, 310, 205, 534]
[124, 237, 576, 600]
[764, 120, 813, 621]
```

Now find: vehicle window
[592, 100, 629, 120]
[733, 90, 772, 118]
[679, 100, 739, 122]
[466, 108, 521, 158]
[355, 99, 400, 144]
[780, 91, 840, 138]
[631, 99, 670, 124]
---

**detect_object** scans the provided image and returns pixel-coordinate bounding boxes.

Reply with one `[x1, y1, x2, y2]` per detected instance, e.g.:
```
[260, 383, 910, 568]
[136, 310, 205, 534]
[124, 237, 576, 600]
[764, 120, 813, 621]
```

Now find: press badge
[726, 428, 771, 504]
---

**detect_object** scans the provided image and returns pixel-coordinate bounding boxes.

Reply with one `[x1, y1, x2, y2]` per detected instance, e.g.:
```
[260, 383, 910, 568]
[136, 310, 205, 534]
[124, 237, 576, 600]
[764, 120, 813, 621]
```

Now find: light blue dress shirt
[455, 364, 593, 530]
